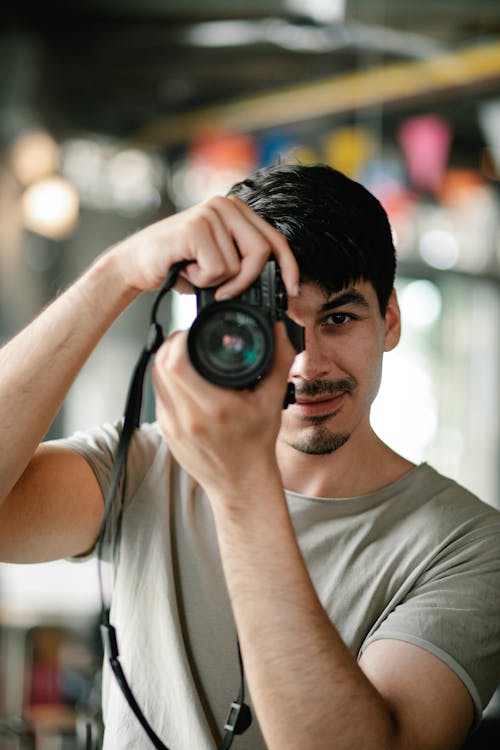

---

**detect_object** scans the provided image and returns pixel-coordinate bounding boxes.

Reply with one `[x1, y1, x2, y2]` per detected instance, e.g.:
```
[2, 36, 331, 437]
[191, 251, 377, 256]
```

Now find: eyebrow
[318, 289, 370, 313]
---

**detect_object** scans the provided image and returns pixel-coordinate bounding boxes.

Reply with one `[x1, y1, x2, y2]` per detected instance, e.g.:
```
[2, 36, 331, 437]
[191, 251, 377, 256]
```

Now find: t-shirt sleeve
[45, 420, 164, 560]
[43, 420, 124, 560]
[53, 420, 124, 498]
[361, 521, 500, 722]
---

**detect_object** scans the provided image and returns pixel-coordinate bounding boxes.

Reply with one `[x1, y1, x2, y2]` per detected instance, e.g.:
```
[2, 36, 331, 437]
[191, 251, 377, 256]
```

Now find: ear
[383, 289, 401, 352]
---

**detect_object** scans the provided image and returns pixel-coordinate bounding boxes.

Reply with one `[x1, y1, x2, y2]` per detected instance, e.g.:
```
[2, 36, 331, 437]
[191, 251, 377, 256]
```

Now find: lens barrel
[187, 300, 275, 389]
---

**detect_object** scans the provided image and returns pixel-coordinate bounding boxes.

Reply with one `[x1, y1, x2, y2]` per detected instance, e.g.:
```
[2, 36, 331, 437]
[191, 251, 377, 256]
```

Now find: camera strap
[96, 260, 251, 750]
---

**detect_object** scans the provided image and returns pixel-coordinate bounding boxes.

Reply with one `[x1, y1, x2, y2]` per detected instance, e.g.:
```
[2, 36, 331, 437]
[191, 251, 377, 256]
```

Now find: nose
[290, 329, 331, 381]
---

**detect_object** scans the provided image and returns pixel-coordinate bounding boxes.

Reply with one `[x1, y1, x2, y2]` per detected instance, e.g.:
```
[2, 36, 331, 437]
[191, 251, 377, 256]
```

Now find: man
[1, 164, 499, 749]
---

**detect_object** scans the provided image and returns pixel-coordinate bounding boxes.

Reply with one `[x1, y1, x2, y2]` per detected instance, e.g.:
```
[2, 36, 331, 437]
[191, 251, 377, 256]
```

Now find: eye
[322, 312, 354, 326]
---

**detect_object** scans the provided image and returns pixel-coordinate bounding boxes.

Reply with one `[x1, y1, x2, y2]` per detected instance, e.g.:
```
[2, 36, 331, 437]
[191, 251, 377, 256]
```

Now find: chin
[281, 425, 351, 456]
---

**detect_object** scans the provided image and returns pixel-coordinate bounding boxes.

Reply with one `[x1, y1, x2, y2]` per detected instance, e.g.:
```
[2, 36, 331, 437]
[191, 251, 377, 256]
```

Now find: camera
[187, 261, 304, 390]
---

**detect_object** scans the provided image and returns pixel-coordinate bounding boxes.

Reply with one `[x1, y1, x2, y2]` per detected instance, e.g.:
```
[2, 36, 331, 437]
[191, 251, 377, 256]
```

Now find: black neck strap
[96, 261, 252, 750]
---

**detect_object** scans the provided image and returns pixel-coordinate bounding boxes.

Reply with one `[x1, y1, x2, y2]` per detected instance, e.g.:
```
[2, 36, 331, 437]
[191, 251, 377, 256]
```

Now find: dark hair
[228, 163, 396, 314]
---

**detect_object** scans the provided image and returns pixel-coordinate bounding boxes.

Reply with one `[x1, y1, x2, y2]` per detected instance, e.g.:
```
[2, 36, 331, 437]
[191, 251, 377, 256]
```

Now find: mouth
[291, 392, 347, 418]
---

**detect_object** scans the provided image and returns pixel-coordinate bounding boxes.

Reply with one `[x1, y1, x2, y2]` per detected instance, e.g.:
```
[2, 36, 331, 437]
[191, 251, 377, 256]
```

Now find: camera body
[187, 261, 304, 390]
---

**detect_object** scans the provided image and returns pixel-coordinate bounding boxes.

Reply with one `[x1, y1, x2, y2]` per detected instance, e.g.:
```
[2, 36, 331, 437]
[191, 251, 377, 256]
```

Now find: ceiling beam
[135, 39, 500, 147]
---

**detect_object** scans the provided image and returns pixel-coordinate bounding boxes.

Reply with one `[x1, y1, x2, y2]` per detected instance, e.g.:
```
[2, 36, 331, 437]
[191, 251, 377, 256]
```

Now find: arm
[0, 251, 135, 561]
[0, 196, 298, 562]
[152, 326, 474, 750]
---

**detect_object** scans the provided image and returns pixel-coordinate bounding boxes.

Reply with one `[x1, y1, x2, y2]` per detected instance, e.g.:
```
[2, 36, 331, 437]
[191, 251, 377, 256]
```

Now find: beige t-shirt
[57, 420, 500, 750]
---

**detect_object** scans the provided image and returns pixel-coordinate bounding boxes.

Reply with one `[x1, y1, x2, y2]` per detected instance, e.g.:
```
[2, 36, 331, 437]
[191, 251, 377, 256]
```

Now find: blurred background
[1, 0, 499, 747]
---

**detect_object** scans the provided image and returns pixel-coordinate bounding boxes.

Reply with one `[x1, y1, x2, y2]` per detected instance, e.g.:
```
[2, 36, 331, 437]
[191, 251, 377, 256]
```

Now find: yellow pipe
[136, 40, 500, 146]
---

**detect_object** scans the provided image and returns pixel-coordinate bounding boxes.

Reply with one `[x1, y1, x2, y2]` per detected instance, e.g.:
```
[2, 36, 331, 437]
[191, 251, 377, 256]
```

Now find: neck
[276, 425, 415, 499]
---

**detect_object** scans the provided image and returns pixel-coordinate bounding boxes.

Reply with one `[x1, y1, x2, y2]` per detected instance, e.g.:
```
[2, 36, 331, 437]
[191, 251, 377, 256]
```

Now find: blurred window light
[264, 20, 338, 52]
[285, 0, 345, 23]
[60, 138, 164, 215]
[187, 16, 344, 52]
[60, 138, 108, 198]
[187, 20, 264, 47]
[372, 350, 438, 464]
[21, 176, 79, 240]
[419, 227, 459, 270]
[1, 559, 99, 619]
[8, 129, 59, 186]
[170, 160, 248, 209]
[108, 148, 162, 216]
[399, 280, 442, 329]
[170, 291, 197, 332]
[431, 426, 465, 481]
[478, 98, 500, 172]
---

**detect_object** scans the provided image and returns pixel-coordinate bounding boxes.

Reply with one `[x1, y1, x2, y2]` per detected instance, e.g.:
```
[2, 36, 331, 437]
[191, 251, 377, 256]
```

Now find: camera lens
[187, 302, 274, 389]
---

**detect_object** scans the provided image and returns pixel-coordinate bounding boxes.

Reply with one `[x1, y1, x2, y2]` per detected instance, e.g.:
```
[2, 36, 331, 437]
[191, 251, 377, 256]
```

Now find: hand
[108, 195, 299, 300]
[151, 321, 296, 501]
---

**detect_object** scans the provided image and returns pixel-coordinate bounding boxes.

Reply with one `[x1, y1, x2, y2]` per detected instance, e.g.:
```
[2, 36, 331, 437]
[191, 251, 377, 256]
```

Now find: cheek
[301, 324, 386, 385]
[347, 333, 385, 392]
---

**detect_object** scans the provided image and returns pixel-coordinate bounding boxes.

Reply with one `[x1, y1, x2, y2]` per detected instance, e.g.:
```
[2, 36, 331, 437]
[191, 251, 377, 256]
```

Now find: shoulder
[52, 420, 168, 499]
[399, 462, 500, 530]
[57, 419, 166, 457]
[376, 463, 500, 577]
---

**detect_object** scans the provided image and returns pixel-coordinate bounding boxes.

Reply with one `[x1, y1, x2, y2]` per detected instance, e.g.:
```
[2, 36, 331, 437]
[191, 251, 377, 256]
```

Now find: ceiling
[1, 1, 500, 156]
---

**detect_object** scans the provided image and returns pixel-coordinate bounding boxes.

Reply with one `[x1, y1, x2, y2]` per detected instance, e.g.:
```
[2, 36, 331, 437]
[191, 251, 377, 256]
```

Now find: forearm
[1, 192, 299, 505]
[211, 480, 399, 750]
[0, 248, 139, 501]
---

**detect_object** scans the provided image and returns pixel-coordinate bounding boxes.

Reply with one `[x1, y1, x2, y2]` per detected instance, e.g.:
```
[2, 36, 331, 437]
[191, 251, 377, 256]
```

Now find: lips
[292, 392, 346, 417]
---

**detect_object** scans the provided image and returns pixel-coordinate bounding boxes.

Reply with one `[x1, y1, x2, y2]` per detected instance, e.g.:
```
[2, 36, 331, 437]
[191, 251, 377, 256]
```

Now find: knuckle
[249, 235, 271, 256]
[208, 258, 229, 281]
[210, 403, 230, 424]
[188, 212, 210, 235]
[204, 195, 228, 212]
[198, 203, 218, 222]
[156, 334, 184, 374]
[187, 417, 206, 437]
[226, 253, 241, 273]
[227, 195, 246, 210]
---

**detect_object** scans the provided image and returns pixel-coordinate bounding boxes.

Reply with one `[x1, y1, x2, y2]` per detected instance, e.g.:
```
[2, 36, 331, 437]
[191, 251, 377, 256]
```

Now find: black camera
[187, 261, 304, 390]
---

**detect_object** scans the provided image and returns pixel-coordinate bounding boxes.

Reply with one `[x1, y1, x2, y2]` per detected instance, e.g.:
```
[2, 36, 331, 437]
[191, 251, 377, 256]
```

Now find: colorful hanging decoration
[189, 130, 258, 172]
[258, 132, 301, 167]
[170, 130, 258, 208]
[324, 127, 376, 179]
[397, 114, 452, 195]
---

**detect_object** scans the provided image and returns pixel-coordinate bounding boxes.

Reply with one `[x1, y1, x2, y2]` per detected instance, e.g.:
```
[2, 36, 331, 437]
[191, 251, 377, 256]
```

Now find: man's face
[280, 280, 400, 456]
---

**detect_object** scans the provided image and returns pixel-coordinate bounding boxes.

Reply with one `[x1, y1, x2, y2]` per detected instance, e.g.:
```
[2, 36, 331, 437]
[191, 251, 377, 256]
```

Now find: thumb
[274, 321, 297, 375]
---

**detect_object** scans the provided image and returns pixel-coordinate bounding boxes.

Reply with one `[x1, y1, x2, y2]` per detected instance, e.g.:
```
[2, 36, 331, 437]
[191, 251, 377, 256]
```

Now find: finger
[151, 340, 185, 435]
[152, 331, 223, 440]
[273, 320, 297, 375]
[225, 196, 299, 298]
[152, 330, 185, 393]
[154, 330, 231, 409]
[190, 197, 273, 299]
[157, 200, 240, 293]
[178, 221, 236, 290]
[195, 196, 297, 300]
[199, 201, 242, 276]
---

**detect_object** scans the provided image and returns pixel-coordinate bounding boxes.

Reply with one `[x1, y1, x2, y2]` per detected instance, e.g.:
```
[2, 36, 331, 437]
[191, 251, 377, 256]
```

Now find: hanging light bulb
[8, 128, 60, 186]
[21, 176, 79, 240]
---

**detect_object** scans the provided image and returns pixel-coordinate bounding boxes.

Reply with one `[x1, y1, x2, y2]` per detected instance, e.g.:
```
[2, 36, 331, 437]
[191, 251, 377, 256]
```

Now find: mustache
[294, 376, 356, 399]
